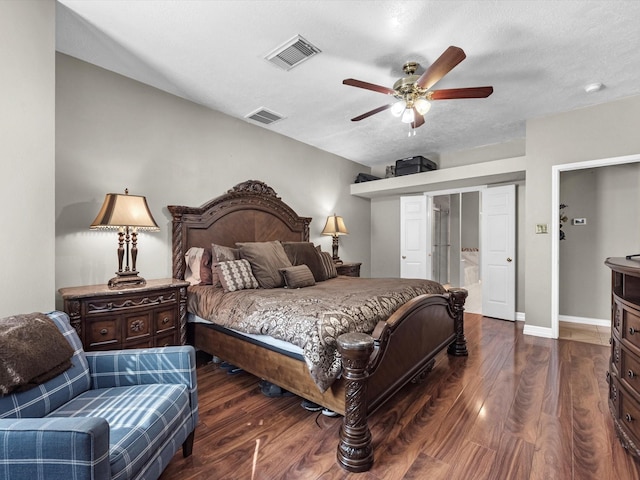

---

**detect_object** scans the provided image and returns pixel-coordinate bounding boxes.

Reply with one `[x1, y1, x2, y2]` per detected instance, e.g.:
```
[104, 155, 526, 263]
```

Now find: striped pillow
[279, 265, 316, 289]
[319, 251, 338, 279]
[214, 259, 259, 292]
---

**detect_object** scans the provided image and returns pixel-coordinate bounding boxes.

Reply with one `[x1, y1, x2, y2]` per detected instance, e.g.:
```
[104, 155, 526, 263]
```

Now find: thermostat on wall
[572, 218, 587, 225]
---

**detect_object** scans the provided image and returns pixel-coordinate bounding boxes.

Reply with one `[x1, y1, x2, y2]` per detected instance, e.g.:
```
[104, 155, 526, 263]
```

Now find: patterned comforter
[187, 276, 445, 391]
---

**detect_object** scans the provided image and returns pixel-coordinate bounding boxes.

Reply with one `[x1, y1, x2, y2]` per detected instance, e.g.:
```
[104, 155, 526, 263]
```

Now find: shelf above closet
[350, 156, 526, 198]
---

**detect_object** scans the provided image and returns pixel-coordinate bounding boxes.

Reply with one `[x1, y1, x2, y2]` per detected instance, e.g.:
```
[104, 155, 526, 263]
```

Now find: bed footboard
[336, 288, 467, 472]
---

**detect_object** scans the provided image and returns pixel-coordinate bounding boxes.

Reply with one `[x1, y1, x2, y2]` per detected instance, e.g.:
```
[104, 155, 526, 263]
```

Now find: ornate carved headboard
[167, 180, 311, 280]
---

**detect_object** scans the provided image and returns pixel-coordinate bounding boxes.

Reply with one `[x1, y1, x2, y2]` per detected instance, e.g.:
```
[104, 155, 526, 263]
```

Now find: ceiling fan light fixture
[391, 100, 406, 117]
[414, 97, 431, 115]
[401, 108, 415, 124]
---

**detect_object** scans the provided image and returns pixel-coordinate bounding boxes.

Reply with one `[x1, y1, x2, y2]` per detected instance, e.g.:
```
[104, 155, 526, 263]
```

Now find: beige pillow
[280, 265, 316, 289]
[214, 259, 259, 292]
[184, 247, 204, 285]
[236, 241, 292, 288]
[212, 243, 240, 287]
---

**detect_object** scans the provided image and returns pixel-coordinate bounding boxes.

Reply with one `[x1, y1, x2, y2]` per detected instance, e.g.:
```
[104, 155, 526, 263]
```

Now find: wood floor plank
[487, 432, 535, 480]
[444, 440, 496, 480]
[571, 342, 626, 480]
[529, 412, 573, 480]
[159, 315, 640, 480]
[504, 341, 550, 444]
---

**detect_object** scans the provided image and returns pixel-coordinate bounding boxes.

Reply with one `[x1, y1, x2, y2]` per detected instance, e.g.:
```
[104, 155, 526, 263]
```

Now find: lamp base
[108, 271, 147, 289]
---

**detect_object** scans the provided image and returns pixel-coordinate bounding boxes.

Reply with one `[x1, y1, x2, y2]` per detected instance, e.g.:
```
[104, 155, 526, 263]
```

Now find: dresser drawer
[619, 383, 640, 446]
[124, 312, 152, 341]
[622, 303, 640, 352]
[84, 289, 178, 317]
[155, 331, 178, 348]
[621, 346, 640, 393]
[86, 318, 120, 348]
[155, 308, 177, 334]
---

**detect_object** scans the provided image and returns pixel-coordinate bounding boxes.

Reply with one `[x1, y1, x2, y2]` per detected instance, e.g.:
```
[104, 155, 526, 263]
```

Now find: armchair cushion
[49, 384, 191, 480]
[0, 417, 110, 478]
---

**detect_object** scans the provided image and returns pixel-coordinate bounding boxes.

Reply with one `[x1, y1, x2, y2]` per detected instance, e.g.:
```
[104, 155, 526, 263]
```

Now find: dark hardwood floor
[160, 314, 640, 479]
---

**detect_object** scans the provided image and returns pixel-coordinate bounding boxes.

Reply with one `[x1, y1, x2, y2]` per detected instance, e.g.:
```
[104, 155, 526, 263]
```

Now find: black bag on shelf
[394, 156, 437, 176]
[355, 173, 382, 183]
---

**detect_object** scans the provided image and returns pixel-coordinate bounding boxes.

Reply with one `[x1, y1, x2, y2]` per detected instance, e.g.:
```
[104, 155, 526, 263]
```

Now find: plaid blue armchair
[0, 311, 198, 480]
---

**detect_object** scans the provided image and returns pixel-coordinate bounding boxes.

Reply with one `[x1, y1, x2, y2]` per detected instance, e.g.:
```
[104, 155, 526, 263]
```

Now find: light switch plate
[536, 224, 548, 234]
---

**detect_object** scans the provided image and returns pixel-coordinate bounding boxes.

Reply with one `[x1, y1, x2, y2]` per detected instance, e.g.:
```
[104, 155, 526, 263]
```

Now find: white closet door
[400, 195, 429, 279]
[481, 185, 516, 321]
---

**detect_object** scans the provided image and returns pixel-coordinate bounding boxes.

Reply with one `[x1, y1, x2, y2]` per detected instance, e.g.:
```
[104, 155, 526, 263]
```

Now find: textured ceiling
[56, 1, 640, 168]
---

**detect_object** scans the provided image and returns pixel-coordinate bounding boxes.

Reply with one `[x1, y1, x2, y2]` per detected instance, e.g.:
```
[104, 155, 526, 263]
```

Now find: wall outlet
[536, 224, 548, 234]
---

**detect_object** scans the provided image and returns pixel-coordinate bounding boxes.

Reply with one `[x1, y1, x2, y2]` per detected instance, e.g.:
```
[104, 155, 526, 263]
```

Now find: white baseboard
[558, 315, 609, 327]
[516, 311, 525, 322]
[523, 323, 555, 338]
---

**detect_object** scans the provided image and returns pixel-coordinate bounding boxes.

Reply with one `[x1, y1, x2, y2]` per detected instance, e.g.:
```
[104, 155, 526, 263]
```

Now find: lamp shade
[321, 214, 349, 236]
[90, 191, 159, 230]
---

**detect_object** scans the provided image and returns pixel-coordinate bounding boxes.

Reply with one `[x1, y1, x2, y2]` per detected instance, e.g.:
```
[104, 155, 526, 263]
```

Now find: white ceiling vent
[265, 35, 321, 71]
[245, 107, 284, 125]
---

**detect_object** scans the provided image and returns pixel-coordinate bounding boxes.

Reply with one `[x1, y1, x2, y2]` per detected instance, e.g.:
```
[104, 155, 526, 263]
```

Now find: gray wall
[559, 164, 640, 320]
[0, 1, 55, 316]
[525, 94, 640, 329]
[55, 54, 371, 299]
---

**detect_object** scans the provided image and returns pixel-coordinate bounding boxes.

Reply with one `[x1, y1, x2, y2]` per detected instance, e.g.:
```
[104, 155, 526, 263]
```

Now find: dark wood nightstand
[59, 278, 189, 351]
[335, 262, 362, 277]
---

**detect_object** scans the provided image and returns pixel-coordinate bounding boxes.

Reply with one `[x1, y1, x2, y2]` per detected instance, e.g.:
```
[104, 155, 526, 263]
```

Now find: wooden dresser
[606, 257, 640, 458]
[59, 278, 189, 351]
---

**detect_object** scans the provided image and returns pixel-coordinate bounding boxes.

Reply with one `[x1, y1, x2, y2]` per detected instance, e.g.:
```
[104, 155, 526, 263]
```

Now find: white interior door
[481, 185, 516, 321]
[400, 195, 429, 279]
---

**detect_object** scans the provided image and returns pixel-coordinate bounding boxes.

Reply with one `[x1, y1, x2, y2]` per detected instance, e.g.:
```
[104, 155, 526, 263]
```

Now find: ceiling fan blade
[429, 86, 494, 100]
[416, 46, 467, 90]
[350, 104, 393, 121]
[411, 109, 425, 129]
[343, 78, 396, 96]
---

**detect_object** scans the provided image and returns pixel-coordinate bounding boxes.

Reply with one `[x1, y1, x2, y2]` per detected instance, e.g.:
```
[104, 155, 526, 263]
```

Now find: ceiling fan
[343, 46, 493, 129]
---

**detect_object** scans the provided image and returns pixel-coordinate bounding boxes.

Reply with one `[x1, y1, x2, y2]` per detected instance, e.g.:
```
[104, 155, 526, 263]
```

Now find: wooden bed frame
[168, 180, 468, 472]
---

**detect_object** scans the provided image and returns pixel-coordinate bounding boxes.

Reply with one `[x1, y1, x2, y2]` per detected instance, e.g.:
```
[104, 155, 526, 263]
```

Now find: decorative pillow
[185, 247, 204, 285]
[213, 243, 240, 263]
[282, 242, 328, 282]
[200, 248, 213, 285]
[319, 251, 338, 279]
[211, 244, 240, 287]
[279, 265, 316, 289]
[236, 241, 292, 288]
[214, 259, 260, 292]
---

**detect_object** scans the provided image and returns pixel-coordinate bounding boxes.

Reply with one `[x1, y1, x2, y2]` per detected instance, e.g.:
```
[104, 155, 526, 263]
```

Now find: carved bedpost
[169, 209, 185, 280]
[447, 287, 469, 356]
[336, 332, 375, 472]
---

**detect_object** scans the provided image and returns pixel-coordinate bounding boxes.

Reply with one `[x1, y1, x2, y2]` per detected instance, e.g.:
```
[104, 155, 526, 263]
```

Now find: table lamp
[90, 189, 159, 288]
[322, 214, 349, 264]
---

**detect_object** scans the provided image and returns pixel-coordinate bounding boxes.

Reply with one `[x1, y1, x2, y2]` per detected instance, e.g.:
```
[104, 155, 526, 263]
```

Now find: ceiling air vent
[265, 35, 321, 71]
[245, 107, 284, 125]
